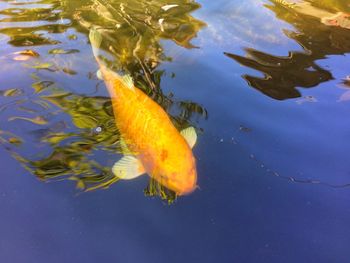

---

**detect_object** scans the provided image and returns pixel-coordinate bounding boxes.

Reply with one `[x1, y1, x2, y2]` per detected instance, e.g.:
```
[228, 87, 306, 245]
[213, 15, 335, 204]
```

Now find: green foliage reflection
[0, 0, 207, 203]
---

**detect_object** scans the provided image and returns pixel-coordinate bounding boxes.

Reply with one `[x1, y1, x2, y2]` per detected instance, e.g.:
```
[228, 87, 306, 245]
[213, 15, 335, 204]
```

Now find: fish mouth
[175, 178, 197, 196]
[157, 167, 197, 196]
[177, 185, 197, 196]
[177, 168, 198, 195]
[162, 177, 197, 196]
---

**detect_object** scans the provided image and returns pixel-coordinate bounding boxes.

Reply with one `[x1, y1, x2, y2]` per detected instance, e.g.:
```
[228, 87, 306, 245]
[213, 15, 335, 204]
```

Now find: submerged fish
[89, 29, 197, 195]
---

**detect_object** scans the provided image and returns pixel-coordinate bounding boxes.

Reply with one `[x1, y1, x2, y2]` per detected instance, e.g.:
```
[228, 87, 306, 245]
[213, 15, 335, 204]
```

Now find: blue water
[1, 0, 350, 262]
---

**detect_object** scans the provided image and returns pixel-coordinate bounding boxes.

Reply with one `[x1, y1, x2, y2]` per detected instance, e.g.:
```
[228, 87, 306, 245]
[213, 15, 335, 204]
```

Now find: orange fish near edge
[89, 29, 197, 195]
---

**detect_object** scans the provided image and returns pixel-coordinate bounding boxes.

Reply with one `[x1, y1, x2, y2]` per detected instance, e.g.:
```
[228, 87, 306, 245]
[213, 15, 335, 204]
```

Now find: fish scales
[89, 29, 197, 195]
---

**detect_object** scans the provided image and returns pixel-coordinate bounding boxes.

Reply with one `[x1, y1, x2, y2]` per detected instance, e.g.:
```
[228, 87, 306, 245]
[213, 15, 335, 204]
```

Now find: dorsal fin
[121, 74, 134, 90]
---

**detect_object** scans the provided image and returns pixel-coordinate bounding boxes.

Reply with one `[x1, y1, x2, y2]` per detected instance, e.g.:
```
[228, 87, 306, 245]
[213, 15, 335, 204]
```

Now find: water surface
[0, 0, 350, 262]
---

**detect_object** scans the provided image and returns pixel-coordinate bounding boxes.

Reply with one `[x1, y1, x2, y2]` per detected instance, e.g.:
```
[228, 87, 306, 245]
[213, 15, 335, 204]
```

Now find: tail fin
[89, 27, 133, 90]
[89, 28, 103, 61]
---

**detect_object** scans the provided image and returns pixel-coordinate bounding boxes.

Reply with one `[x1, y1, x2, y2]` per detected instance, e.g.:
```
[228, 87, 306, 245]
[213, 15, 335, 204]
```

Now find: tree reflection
[0, 0, 207, 202]
[0, 0, 205, 91]
[225, 0, 350, 100]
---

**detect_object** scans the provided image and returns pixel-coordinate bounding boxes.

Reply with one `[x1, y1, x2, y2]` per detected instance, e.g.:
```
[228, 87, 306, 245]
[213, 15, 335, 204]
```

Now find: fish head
[156, 154, 197, 196]
[174, 163, 197, 195]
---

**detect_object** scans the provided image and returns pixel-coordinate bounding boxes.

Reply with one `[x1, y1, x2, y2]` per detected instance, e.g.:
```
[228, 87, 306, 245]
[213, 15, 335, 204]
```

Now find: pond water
[1, 0, 350, 262]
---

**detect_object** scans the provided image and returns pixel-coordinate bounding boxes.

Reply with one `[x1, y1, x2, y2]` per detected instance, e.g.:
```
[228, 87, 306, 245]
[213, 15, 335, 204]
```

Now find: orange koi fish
[89, 29, 197, 195]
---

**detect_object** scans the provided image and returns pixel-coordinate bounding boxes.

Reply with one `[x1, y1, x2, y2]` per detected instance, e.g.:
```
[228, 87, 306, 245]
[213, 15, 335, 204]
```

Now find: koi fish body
[89, 29, 197, 195]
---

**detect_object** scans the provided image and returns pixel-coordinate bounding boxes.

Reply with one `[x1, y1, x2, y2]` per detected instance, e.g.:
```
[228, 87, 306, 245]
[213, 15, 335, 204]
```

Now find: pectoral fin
[180, 127, 197, 148]
[112, 156, 145, 180]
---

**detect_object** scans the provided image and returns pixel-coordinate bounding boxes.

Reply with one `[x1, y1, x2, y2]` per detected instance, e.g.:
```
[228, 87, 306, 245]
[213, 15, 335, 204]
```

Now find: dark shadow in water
[224, 0, 350, 100]
[0, 0, 207, 203]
